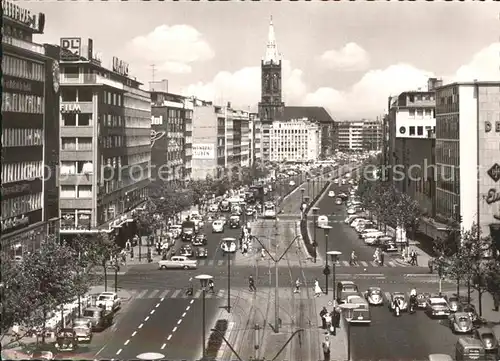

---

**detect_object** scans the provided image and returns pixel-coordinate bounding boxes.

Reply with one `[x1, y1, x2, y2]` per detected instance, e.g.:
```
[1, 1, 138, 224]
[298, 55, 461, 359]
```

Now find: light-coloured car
[346, 208, 357, 215]
[212, 220, 224, 233]
[208, 204, 218, 213]
[389, 292, 408, 312]
[345, 214, 362, 224]
[96, 292, 121, 312]
[360, 229, 383, 239]
[328, 190, 335, 197]
[158, 256, 198, 270]
[448, 312, 473, 334]
[221, 240, 237, 254]
[425, 297, 450, 318]
[364, 287, 383, 305]
[350, 218, 367, 229]
[316, 215, 329, 228]
[355, 221, 375, 233]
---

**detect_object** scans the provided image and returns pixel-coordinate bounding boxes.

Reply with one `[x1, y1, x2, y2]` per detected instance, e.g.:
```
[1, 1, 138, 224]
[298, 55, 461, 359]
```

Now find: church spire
[264, 15, 279, 64]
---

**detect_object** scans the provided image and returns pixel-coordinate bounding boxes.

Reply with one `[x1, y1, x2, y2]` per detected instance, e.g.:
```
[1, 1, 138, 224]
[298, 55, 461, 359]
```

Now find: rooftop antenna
[151, 64, 156, 83]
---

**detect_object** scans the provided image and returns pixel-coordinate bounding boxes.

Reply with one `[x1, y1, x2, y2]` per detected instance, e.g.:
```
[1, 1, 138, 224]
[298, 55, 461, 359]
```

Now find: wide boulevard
[94, 165, 464, 361]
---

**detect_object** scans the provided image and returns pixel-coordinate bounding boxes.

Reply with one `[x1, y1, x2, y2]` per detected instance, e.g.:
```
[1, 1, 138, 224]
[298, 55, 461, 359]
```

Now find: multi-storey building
[1, 2, 60, 257]
[433, 81, 500, 247]
[191, 103, 251, 180]
[362, 119, 383, 151]
[57, 38, 150, 245]
[150, 82, 192, 185]
[336, 121, 364, 151]
[387, 79, 439, 224]
[269, 118, 321, 163]
[249, 113, 262, 163]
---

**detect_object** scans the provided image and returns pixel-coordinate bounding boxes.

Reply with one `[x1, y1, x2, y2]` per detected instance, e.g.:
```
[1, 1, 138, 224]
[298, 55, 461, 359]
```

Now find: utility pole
[254, 323, 261, 360]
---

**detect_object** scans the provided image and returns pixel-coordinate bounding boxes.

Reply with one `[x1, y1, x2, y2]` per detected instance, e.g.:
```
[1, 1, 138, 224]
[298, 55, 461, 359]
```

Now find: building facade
[434, 82, 500, 244]
[269, 118, 321, 163]
[336, 121, 364, 151]
[362, 119, 383, 151]
[1, 2, 59, 257]
[258, 16, 285, 125]
[57, 38, 150, 244]
[150, 89, 193, 185]
[249, 113, 262, 163]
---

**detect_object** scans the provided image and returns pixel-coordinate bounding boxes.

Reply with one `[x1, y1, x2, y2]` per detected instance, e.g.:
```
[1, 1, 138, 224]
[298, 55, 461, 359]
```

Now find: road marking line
[167, 334, 172, 341]
[150, 309, 155, 314]
[388, 261, 397, 267]
[360, 261, 368, 267]
[148, 289, 160, 298]
[341, 260, 350, 266]
[173, 326, 177, 332]
[190, 299, 195, 304]
[208, 260, 214, 266]
[145, 316, 150, 321]
[370, 261, 378, 266]
[138, 323, 143, 329]
[156, 303, 160, 308]
[159, 290, 170, 299]
[186, 305, 191, 311]
[131, 331, 137, 337]
[182, 312, 187, 317]
[177, 319, 182, 325]
[161, 343, 166, 350]
[124, 340, 130, 346]
[160, 297, 165, 302]
[136, 290, 149, 299]
[194, 290, 202, 298]
[116, 349, 122, 355]
[171, 289, 181, 298]
[217, 260, 224, 266]
[217, 289, 225, 297]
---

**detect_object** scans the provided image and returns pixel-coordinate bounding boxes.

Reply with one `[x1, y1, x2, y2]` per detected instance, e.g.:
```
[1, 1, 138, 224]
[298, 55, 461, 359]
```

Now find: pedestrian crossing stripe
[196, 259, 420, 268]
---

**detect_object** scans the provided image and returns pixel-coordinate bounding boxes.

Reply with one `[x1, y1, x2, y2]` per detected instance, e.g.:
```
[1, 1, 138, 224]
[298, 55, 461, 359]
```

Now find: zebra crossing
[196, 259, 416, 268]
[125, 288, 229, 300]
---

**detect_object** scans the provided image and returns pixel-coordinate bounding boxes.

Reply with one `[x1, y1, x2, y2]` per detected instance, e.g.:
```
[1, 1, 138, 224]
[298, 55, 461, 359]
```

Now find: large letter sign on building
[192, 144, 214, 159]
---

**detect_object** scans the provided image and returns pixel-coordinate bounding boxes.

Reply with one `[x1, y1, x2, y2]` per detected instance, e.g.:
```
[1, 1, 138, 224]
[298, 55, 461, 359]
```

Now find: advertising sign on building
[2, 0, 41, 31]
[112, 56, 129, 76]
[60, 37, 81, 60]
[192, 144, 215, 159]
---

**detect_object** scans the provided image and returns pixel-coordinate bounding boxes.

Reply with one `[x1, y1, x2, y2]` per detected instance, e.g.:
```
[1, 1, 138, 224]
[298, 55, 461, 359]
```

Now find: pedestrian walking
[249, 275, 257, 292]
[294, 278, 301, 293]
[380, 251, 385, 266]
[208, 279, 215, 294]
[314, 279, 323, 297]
[411, 250, 418, 266]
[493, 293, 499, 312]
[261, 248, 266, 260]
[350, 251, 358, 266]
[319, 306, 328, 329]
[130, 247, 134, 259]
[125, 239, 131, 252]
[322, 336, 331, 361]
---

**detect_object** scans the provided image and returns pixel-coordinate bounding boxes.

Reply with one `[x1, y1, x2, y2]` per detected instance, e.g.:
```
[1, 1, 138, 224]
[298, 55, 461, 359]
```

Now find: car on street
[473, 327, 498, 352]
[335, 197, 343, 205]
[208, 204, 218, 213]
[229, 215, 241, 229]
[169, 225, 182, 238]
[246, 207, 255, 216]
[338, 193, 348, 201]
[196, 247, 208, 258]
[428, 354, 453, 361]
[425, 297, 451, 318]
[355, 221, 376, 233]
[221, 239, 237, 254]
[328, 190, 335, 197]
[96, 292, 121, 312]
[180, 245, 194, 257]
[449, 312, 474, 334]
[360, 229, 384, 239]
[457, 303, 479, 323]
[364, 287, 384, 305]
[350, 218, 367, 228]
[346, 295, 371, 324]
[416, 293, 431, 308]
[212, 220, 224, 233]
[82, 306, 114, 331]
[337, 281, 359, 303]
[54, 329, 77, 352]
[346, 215, 364, 225]
[333, 178, 339, 184]
[447, 296, 461, 312]
[30, 350, 55, 360]
[158, 255, 197, 270]
[316, 215, 329, 228]
[388, 292, 408, 312]
[192, 234, 208, 246]
[72, 318, 92, 343]
[346, 207, 357, 215]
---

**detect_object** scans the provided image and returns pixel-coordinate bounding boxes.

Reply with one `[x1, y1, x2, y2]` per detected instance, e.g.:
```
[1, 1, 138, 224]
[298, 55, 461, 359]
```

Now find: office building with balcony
[432, 81, 500, 246]
[362, 119, 383, 151]
[150, 82, 193, 185]
[56, 39, 150, 245]
[269, 118, 321, 163]
[1, 2, 60, 257]
[249, 113, 262, 163]
[336, 121, 364, 152]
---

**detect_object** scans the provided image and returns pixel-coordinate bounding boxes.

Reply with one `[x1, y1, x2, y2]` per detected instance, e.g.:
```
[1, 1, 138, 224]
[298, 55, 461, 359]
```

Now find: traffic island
[205, 319, 228, 360]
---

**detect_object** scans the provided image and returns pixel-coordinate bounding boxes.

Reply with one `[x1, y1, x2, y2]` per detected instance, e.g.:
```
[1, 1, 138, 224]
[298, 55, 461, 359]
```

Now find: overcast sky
[26, 1, 500, 119]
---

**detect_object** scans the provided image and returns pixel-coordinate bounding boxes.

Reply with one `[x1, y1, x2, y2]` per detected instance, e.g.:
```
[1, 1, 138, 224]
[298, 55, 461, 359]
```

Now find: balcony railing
[3, 35, 45, 55]
[60, 74, 124, 89]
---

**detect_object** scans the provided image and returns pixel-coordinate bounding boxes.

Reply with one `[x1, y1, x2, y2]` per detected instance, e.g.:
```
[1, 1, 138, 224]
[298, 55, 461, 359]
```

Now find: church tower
[258, 16, 285, 123]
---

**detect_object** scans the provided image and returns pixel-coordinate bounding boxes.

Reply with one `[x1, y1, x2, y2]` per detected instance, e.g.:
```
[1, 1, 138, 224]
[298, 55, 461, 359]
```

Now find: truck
[158, 256, 198, 270]
[181, 220, 196, 242]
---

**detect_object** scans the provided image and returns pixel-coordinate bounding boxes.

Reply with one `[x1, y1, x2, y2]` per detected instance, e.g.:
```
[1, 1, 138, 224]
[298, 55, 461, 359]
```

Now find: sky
[25, 1, 500, 119]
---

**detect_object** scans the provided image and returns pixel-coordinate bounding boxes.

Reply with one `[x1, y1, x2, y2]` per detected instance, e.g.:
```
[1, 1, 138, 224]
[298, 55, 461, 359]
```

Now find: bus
[263, 202, 277, 219]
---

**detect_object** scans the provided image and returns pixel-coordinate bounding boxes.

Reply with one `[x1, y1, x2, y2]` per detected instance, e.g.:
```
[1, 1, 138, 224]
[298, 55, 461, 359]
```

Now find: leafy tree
[93, 233, 120, 292]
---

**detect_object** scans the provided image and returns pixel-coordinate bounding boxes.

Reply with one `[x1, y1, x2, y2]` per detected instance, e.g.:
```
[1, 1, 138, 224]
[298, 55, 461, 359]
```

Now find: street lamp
[339, 303, 358, 361]
[221, 237, 235, 313]
[312, 207, 320, 263]
[307, 177, 311, 198]
[195, 274, 213, 360]
[327, 251, 342, 305]
[322, 225, 332, 295]
[300, 188, 305, 204]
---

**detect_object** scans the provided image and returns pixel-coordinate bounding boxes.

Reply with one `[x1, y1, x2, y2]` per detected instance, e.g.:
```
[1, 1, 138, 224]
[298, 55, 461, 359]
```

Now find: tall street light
[339, 303, 358, 361]
[327, 250, 342, 306]
[195, 274, 213, 360]
[221, 237, 235, 313]
[307, 177, 311, 199]
[311, 207, 320, 263]
[322, 225, 332, 295]
[300, 188, 305, 205]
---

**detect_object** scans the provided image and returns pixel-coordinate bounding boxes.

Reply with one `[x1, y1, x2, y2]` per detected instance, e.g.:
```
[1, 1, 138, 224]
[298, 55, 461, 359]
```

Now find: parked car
[208, 204, 218, 213]
[447, 296, 461, 313]
[54, 329, 77, 352]
[328, 190, 335, 197]
[473, 327, 498, 353]
[350, 218, 367, 229]
[82, 307, 114, 331]
[229, 215, 241, 229]
[335, 197, 343, 205]
[221, 239, 237, 254]
[72, 318, 92, 343]
[212, 220, 224, 233]
[316, 215, 329, 228]
[380, 240, 398, 253]
[360, 229, 384, 239]
[425, 297, 450, 318]
[449, 312, 474, 334]
[416, 293, 431, 308]
[458, 303, 479, 323]
[337, 281, 359, 303]
[96, 292, 121, 312]
[192, 234, 207, 246]
[179, 245, 194, 257]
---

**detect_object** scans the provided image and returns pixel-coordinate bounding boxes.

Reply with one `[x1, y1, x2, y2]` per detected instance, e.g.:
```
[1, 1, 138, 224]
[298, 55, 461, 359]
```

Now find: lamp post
[307, 177, 311, 199]
[327, 251, 342, 305]
[195, 274, 213, 360]
[312, 207, 320, 264]
[322, 225, 332, 295]
[221, 237, 235, 313]
[339, 303, 358, 361]
[300, 188, 305, 205]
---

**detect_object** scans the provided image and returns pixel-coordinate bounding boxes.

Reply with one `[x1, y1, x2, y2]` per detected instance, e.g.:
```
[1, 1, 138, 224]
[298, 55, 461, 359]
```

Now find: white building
[269, 118, 321, 162]
[337, 121, 364, 151]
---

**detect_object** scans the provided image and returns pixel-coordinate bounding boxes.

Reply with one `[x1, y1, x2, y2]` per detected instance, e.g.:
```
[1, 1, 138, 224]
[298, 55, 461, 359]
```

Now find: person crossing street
[249, 275, 257, 292]
[294, 278, 301, 293]
[208, 279, 215, 294]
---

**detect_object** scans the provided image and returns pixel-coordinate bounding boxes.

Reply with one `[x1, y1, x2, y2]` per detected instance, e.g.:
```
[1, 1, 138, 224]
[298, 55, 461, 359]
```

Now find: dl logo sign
[60, 37, 81, 57]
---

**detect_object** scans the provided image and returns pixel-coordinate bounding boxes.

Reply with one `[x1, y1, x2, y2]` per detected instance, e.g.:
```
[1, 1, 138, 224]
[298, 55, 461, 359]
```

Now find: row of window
[128, 152, 150, 165]
[125, 136, 150, 147]
[60, 209, 92, 230]
[408, 94, 434, 102]
[3, 25, 31, 42]
[406, 126, 434, 137]
[104, 91, 123, 106]
[61, 88, 93, 102]
[126, 116, 150, 128]
[408, 109, 434, 118]
[435, 188, 459, 220]
[3, 92, 44, 114]
[2, 161, 43, 184]
[272, 129, 311, 134]
[124, 96, 150, 111]
[62, 113, 92, 126]
[103, 114, 124, 127]
[436, 140, 460, 167]
[2, 128, 43, 147]
[102, 135, 124, 148]
[61, 137, 93, 151]
[436, 114, 459, 140]
[60, 185, 93, 198]
[60, 161, 93, 175]
[2, 55, 45, 82]
[1, 192, 43, 220]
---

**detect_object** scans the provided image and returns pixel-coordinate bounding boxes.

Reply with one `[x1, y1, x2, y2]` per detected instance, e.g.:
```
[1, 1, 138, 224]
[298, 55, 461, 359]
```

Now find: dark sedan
[196, 247, 208, 258]
[192, 234, 207, 246]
